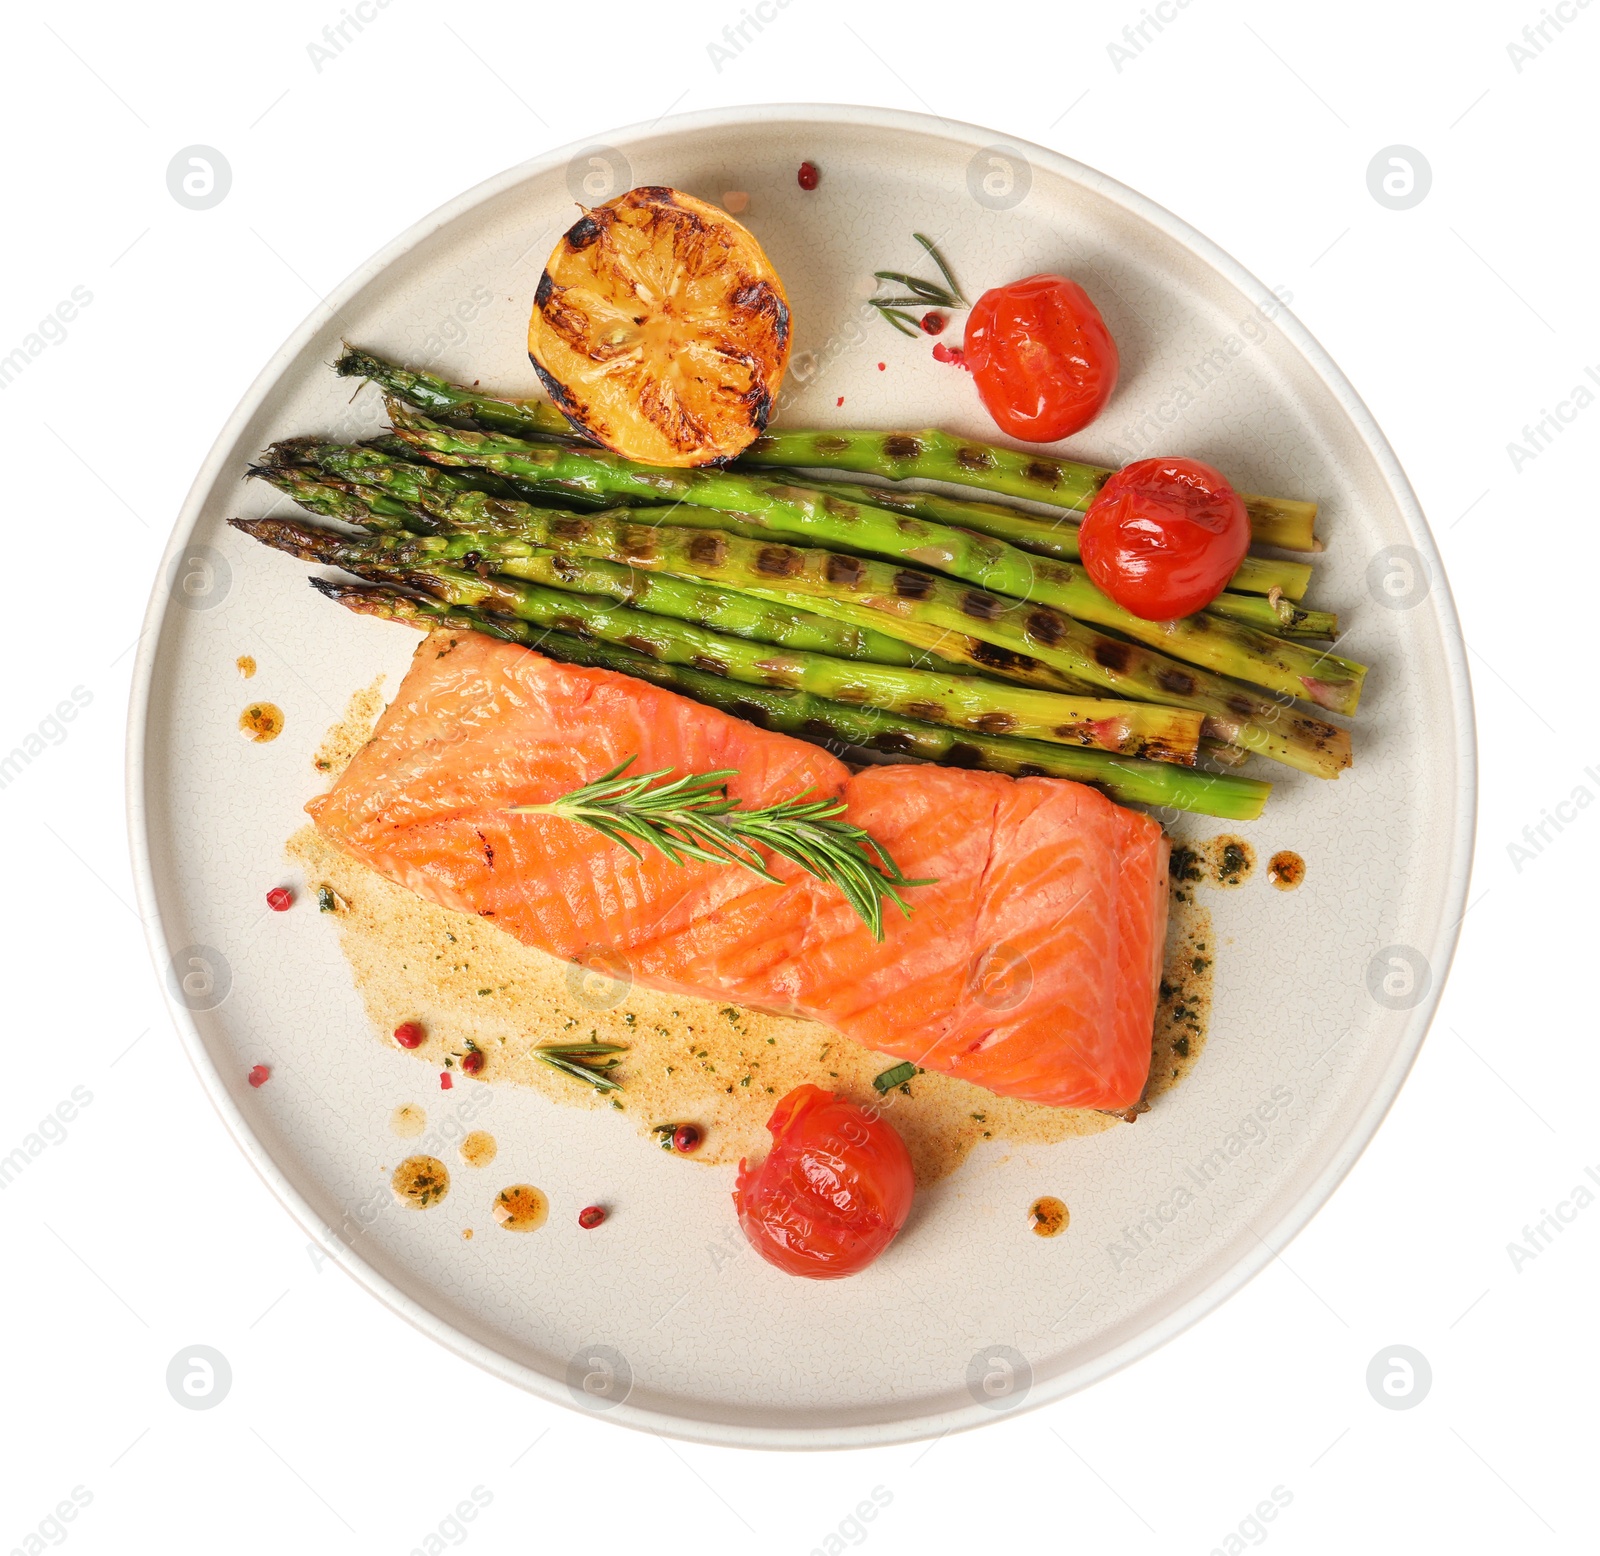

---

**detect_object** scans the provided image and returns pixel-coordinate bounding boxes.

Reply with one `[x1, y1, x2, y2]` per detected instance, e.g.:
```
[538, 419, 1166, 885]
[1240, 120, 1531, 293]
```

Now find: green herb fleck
[873, 1061, 918, 1093]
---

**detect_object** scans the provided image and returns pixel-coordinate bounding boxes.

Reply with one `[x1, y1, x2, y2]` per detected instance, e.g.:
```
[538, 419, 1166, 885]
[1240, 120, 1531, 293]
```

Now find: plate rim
[125, 100, 1478, 1450]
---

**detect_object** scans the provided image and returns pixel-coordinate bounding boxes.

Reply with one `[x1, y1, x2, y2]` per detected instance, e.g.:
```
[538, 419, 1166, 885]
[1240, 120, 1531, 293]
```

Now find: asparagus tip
[230, 514, 342, 564]
[309, 573, 361, 603]
[257, 436, 327, 470]
[309, 574, 413, 608]
[333, 342, 378, 378]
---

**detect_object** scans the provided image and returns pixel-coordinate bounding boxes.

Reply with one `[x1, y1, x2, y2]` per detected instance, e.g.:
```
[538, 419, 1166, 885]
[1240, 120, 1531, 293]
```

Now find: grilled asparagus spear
[250, 456, 1349, 777]
[252, 454, 1101, 695]
[744, 473, 1314, 597]
[739, 428, 1319, 551]
[310, 579, 1271, 820]
[247, 470, 977, 676]
[274, 436, 1329, 633]
[334, 345, 1317, 549]
[234, 516, 1204, 762]
[384, 406, 1363, 715]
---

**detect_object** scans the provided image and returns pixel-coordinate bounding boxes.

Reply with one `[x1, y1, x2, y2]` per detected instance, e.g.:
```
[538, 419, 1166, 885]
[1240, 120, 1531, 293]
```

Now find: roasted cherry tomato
[734, 1084, 915, 1280]
[963, 274, 1118, 442]
[1078, 456, 1249, 621]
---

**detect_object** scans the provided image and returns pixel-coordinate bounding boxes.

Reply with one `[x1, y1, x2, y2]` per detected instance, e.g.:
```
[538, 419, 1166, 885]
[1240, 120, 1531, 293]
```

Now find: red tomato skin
[734, 1084, 915, 1280]
[1078, 457, 1250, 621]
[963, 274, 1118, 442]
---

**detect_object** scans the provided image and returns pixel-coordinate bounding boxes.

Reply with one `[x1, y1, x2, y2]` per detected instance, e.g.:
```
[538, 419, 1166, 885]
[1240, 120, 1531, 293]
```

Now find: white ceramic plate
[128, 105, 1475, 1448]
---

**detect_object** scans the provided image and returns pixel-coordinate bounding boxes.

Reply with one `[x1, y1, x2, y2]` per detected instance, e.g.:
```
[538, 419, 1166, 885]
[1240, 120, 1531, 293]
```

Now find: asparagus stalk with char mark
[310, 579, 1272, 820]
[738, 428, 1319, 551]
[334, 345, 1318, 550]
[286, 439, 1330, 635]
[234, 516, 1205, 763]
[746, 473, 1315, 600]
[253, 453, 1104, 696]
[252, 452, 1350, 777]
[383, 405, 1363, 715]
[247, 469, 979, 677]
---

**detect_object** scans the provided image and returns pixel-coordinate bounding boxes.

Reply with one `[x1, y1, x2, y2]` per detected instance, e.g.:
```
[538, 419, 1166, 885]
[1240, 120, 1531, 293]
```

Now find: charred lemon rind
[527, 186, 791, 468]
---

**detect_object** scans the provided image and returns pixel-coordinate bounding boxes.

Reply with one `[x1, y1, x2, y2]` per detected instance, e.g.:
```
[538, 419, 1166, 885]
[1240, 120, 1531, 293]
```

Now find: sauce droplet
[392, 1155, 449, 1209]
[1030, 1196, 1068, 1237]
[492, 1184, 548, 1232]
[391, 1104, 426, 1138]
[239, 702, 284, 742]
[236, 655, 257, 679]
[1171, 835, 1255, 890]
[1267, 850, 1306, 890]
[1210, 835, 1255, 887]
[459, 1130, 497, 1168]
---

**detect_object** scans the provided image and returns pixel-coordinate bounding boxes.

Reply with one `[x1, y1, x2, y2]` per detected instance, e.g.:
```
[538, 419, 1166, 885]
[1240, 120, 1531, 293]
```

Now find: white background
[2, 1, 1595, 1551]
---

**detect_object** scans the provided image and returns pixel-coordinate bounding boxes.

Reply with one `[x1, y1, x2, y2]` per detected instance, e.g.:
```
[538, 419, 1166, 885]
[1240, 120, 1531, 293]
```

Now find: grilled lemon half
[528, 186, 791, 467]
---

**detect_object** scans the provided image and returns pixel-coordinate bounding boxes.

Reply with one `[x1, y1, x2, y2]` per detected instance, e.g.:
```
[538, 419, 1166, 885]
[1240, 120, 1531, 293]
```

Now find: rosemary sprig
[509, 759, 933, 941]
[868, 236, 968, 334]
[534, 1040, 627, 1093]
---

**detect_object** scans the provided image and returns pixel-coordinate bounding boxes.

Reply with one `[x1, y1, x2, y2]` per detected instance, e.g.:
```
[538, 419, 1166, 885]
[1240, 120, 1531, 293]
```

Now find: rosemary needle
[508, 758, 933, 941]
[873, 304, 923, 337]
[534, 1042, 625, 1092]
[872, 270, 956, 305]
[912, 232, 969, 306]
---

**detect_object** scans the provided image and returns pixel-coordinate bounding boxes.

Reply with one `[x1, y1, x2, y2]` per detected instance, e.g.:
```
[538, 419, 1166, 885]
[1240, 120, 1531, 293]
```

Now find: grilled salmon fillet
[309, 630, 1169, 1109]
